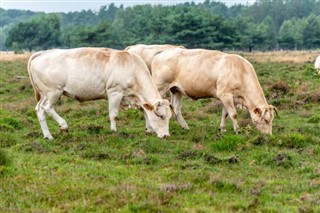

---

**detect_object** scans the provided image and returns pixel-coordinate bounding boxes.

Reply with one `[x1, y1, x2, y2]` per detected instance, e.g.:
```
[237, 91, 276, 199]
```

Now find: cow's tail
[27, 51, 43, 101]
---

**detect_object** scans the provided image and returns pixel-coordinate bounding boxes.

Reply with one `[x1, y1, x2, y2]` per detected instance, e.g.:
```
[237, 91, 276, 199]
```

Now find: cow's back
[126, 44, 183, 71]
[152, 48, 259, 99]
[28, 48, 140, 101]
[151, 49, 225, 98]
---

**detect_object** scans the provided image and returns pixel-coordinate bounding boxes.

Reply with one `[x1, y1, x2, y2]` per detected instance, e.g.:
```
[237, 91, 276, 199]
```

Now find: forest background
[1, 0, 320, 52]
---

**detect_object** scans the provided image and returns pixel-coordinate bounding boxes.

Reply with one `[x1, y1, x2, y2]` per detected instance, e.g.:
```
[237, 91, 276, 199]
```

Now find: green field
[0, 54, 320, 212]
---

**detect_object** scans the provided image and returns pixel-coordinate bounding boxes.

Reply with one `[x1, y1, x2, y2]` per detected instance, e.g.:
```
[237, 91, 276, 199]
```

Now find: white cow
[28, 47, 172, 140]
[315, 55, 320, 74]
[127, 44, 276, 134]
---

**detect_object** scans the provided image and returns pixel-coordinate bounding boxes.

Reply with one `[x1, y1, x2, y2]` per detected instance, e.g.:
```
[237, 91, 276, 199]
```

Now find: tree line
[2, 0, 320, 52]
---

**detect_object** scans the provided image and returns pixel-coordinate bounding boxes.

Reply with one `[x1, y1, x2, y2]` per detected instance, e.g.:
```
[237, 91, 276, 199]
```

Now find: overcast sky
[1, 0, 256, 13]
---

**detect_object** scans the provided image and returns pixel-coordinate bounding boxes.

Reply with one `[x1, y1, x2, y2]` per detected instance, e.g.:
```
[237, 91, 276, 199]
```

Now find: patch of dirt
[297, 90, 320, 104]
[205, 155, 239, 164]
[272, 153, 291, 166]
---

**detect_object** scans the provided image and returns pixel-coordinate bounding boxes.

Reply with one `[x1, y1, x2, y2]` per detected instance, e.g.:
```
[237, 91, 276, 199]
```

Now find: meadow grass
[0, 52, 319, 212]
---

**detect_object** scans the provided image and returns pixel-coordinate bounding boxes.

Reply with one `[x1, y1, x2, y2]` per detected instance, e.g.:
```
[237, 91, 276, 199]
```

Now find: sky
[0, 0, 256, 13]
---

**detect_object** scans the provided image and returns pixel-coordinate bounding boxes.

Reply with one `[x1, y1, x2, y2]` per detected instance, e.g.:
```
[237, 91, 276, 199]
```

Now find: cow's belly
[177, 75, 217, 100]
[63, 74, 107, 101]
[184, 87, 216, 100]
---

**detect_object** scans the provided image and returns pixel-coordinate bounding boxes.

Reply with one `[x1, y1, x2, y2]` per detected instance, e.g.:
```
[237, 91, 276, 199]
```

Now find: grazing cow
[28, 47, 172, 140]
[125, 44, 184, 71]
[315, 55, 320, 73]
[151, 48, 277, 134]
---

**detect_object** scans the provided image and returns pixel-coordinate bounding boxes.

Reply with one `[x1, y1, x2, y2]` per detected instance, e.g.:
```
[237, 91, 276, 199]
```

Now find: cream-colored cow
[152, 48, 277, 134]
[127, 44, 276, 134]
[125, 44, 184, 71]
[315, 55, 320, 74]
[28, 47, 172, 140]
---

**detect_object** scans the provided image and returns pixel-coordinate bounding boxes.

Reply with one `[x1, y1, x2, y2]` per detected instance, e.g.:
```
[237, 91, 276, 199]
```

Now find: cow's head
[143, 99, 172, 138]
[251, 105, 277, 134]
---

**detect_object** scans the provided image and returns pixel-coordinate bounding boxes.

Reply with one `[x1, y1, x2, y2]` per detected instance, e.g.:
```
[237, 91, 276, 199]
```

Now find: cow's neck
[243, 79, 268, 111]
[136, 75, 162, 106]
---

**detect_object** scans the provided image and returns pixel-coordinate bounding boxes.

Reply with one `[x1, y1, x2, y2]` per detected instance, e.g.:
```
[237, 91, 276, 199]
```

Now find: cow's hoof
[44, 135, 54, 140]
[161, 135, 170, 139]
[234, 129, 242, 134]
[219, 127, 226, 132]
[146, 131, 153, 135]
[60, 128, 69, 133]
[145, 128, 154, 135]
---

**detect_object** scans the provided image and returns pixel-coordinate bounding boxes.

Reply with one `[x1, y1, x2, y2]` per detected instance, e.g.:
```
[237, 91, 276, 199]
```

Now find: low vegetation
[0, 51, 319, 212]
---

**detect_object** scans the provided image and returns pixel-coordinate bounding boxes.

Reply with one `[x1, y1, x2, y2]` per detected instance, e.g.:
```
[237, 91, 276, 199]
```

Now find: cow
[125, 44, 184, 71]
[315, 55, 320, 74]
[152, 48, 277, 134]
[27, 47, 172, 140]
[127, 44, 276, 134]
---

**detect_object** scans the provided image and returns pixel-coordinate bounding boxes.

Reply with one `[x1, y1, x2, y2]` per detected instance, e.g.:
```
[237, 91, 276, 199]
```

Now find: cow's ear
[253, 108, 262, 116]
[143, 103, 154, 111]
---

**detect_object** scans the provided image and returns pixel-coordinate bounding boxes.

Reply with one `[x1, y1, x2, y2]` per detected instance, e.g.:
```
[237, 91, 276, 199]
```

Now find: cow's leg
[35, 98, 54, 140]
[219, 107, 228, 132]
[42, 91, 68, 133]
[143, 110, 154, 134]
[170, 88, 189, 130]
[218, 93, 240, 133]
[107, 90, 123, 132]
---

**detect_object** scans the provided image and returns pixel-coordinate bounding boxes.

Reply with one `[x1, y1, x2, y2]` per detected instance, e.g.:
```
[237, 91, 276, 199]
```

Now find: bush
[269, 81, 290, 96]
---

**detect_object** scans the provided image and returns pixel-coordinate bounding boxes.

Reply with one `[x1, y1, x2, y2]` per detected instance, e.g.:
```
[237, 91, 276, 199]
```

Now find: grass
[0, 51, 320, 212]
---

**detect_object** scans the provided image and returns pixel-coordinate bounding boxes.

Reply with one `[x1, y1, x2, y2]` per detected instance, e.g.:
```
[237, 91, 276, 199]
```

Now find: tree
[256, 16, 277, 50]
[302, 14, 320, 49]
[112, 5, 154, 47]
[278, 18, 305, 50]
[167, 6, 210, 48]
[61, 20, 118, 48]
[98, 3, 119, 21]
[5, 14, 61, 51]
[166, 6, 237, 49]
[233, 16, 258, 51]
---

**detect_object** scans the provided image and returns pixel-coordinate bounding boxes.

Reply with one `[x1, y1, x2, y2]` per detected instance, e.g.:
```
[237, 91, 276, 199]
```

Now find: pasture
[0, 51, 320, 212]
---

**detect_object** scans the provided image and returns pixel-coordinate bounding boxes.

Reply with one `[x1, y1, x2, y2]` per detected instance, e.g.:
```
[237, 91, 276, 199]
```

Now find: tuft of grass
[87, 125, 104, 135]
[269, 133, 317, 149]
[0, 117, 23, 131]
[308, 115, 320, 123]
[253, 151, 298, 169]
[0, 149, 11, 166]
[303, 65, 320, 78]
[209, 178, 241, 193]
[0, 149, 12, 177]
[212, 134, 246, 151]
[0, 132, 19, 148]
